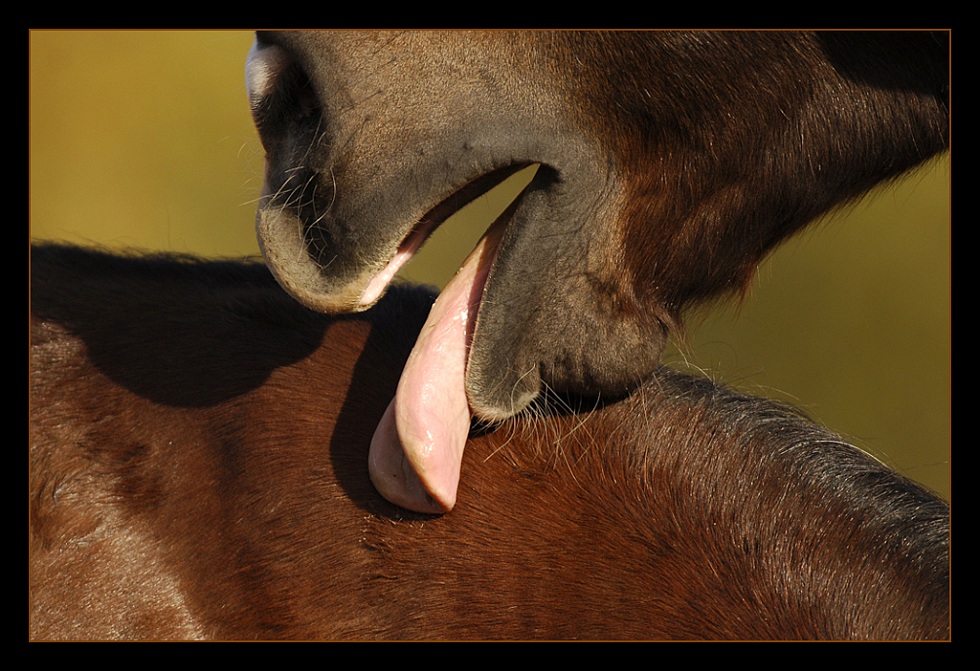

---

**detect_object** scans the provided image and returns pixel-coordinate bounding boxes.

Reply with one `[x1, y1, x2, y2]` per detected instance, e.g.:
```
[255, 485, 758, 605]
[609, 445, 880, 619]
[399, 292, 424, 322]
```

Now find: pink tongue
[368, 235, 496, 513]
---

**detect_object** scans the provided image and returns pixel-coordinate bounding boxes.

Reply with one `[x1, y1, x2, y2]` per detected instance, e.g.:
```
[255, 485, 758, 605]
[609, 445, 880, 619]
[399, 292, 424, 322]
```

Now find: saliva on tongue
[368, 234, 498, 513]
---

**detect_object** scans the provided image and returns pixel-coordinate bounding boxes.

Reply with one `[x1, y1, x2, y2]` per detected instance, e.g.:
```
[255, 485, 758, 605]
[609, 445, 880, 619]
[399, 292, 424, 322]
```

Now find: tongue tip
[370, 467, 456, 514]
[368, 450, 458, 514]
[368, 400, 458, 514]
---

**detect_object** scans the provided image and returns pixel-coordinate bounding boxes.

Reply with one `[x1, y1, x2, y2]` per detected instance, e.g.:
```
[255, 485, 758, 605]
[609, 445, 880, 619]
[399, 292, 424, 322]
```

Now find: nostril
[294, 80, 318, 118]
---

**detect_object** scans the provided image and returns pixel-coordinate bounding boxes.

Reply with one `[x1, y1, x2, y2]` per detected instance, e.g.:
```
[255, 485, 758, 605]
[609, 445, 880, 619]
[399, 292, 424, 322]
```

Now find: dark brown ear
[248, 31, 949, 421]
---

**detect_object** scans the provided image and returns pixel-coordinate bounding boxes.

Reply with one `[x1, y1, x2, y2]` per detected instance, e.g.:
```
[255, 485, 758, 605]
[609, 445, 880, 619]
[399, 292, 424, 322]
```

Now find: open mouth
[363, 164, 539, 514]
[358, 163, 536, 308]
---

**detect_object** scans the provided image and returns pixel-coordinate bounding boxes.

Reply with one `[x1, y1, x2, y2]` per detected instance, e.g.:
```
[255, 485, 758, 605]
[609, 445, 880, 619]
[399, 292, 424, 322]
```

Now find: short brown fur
[30, 244, 949, 640]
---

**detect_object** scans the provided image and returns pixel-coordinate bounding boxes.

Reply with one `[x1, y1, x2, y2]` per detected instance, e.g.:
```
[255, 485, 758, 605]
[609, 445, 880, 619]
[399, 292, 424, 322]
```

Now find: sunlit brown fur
[30, 244, 949, 640]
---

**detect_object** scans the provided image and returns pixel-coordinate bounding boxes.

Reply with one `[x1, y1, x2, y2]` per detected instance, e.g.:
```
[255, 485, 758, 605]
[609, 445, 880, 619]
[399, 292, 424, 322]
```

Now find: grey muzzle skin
[246, 31, 670, 422]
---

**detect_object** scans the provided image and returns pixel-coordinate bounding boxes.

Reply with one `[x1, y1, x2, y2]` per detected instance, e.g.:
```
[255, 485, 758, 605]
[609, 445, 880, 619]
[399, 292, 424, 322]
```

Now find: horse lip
[358, 163, 535, 308]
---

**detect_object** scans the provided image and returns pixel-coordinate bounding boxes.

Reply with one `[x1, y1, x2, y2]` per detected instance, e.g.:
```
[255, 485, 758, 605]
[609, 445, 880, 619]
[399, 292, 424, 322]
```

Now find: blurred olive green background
[30, 30, 950, 500]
